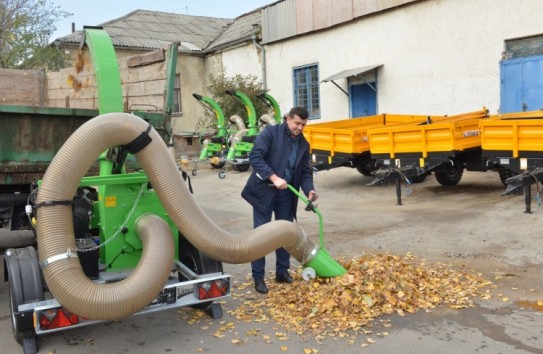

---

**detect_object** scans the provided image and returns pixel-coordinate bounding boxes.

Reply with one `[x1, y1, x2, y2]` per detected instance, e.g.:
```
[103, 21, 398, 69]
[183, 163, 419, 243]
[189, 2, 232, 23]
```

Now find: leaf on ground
[222, 253, 493, 340]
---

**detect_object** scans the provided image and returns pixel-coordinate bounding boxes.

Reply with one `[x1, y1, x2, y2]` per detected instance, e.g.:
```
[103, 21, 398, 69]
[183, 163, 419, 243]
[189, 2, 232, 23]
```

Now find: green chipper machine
[3, 28, 345, 354]
[193, 93, 229, 169]
[257, 92, 283, 125]
[224, 90, 259, 172]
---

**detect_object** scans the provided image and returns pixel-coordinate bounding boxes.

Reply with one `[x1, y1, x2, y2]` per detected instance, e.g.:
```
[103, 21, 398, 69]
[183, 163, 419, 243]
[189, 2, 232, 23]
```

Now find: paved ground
[1, 163, 542, 353]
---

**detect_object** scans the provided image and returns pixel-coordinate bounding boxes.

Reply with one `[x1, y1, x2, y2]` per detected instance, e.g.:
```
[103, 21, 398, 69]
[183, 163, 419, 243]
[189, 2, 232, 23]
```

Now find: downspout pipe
[252, 34, 266, 90]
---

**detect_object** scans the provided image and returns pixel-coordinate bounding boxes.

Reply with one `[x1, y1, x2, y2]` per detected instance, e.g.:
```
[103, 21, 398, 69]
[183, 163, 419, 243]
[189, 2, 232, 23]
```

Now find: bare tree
[0, 0, 71, 69]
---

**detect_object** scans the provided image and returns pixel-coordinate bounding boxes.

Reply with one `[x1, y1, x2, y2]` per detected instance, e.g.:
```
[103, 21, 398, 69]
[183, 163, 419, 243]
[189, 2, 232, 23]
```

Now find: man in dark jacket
[241, 106, 318, 294]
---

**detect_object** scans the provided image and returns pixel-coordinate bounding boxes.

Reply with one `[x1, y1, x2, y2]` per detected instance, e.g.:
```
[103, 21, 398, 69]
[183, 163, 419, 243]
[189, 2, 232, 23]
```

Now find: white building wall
[264, 0, 543, 121]
[220, 43, 264, 81]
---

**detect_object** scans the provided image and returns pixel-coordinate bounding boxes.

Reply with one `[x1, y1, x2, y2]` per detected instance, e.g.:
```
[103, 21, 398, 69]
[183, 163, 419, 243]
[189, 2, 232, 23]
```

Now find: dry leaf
[223, 253, 493, 341]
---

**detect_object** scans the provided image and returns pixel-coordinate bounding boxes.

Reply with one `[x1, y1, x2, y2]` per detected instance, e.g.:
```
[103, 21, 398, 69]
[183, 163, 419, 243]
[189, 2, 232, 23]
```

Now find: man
[241, 106, 318, 294]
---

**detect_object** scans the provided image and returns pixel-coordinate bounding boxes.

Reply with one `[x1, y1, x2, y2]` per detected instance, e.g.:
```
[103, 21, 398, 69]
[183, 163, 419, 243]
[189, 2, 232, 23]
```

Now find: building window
[173, 75, 182, 115]
[293, 64, 320, 119]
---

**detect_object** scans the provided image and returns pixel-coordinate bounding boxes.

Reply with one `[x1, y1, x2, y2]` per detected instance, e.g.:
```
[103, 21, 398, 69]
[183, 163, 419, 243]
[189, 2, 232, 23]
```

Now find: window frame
[292, 63, 320, 119]
[172, 74, 182, 115]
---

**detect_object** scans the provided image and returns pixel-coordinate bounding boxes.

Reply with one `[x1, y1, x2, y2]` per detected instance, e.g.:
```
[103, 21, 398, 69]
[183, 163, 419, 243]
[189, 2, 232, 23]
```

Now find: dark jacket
[241, 123, 314, 217]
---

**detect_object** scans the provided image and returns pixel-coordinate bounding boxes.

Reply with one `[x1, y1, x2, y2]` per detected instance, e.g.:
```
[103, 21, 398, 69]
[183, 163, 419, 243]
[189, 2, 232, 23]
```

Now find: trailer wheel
[4, 247, 43, 346]
[355, 159, 377, 176]
[232, 163, 250, 172]
[435, 162, 463, 186]
[178, 234, 224, 310]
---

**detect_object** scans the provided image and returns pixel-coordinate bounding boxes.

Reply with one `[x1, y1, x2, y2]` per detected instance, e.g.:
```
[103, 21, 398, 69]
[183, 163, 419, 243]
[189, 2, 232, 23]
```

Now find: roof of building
[207, 10, 262, 50]
[54, 8, 263, 53]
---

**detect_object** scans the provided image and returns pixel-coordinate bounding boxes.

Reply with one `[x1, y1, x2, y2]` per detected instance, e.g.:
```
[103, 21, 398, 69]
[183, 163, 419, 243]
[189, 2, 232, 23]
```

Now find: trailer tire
[178, 234, 224, 310]
[435, 162, 463, 186]
[355, 159, 377, 176]
[4, 247, 43, 345]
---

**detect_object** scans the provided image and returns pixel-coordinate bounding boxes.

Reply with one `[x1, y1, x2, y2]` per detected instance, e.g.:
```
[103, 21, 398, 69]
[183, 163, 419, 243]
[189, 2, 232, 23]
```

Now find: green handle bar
[287, 184, 324, 249]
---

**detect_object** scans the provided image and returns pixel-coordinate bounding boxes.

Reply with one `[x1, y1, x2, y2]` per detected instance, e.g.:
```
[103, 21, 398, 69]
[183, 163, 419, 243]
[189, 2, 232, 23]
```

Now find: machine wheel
[218, 171, 226, 179]
[355, 158, 377, 176]
[302, 267, 316, 281]
[4, 247, 43, 346]
[178, 234, 224, 310]
[232, 163, 250, 172]
[434, 162, 463, 186]
[210, 161, 225, 169]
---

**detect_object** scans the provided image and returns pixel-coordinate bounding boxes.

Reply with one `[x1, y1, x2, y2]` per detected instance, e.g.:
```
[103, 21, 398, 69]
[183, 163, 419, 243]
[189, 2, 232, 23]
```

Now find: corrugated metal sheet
[55, 10, 233, 52]
[262, 0, 296, 44]
[263, 0, 425, 43]
[54, 0, 427, 51]
[207, 10, 262, 50]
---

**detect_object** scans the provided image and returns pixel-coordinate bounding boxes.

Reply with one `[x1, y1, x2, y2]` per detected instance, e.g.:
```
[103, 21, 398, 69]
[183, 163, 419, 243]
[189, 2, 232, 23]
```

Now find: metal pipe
[251, 34, 267, 90]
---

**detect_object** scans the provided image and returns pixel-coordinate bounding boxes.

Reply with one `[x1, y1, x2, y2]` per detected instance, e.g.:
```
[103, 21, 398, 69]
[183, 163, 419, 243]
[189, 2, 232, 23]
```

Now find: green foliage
[197, 72, 273, 132]
[0, 0, 72, 69]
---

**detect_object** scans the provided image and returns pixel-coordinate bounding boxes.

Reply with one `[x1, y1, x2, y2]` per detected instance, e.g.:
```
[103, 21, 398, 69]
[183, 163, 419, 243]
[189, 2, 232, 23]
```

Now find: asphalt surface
[1, 163, 542, 354]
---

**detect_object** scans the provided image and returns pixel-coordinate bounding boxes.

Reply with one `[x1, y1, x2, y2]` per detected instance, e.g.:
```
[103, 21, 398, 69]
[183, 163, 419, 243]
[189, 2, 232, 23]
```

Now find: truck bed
[303, 113, 440, 156]
[0, 105, 97, 186]
[480, 110, 543, 158]
[368, 108, 489, 159]
[0, 105, 166, 187]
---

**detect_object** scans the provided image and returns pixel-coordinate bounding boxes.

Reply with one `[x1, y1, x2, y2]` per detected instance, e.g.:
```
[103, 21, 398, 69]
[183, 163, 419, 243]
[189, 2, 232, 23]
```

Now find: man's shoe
[275, 272, 293, 284]
[254, 279, 268, 294]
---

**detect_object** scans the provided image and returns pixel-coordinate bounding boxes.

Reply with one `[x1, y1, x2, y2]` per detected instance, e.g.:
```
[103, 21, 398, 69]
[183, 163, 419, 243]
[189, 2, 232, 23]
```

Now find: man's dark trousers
[251, 189, 295, 280]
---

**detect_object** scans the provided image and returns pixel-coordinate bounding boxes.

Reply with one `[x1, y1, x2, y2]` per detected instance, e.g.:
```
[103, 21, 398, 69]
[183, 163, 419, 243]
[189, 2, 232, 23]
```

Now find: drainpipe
[251, 34, 267, 90]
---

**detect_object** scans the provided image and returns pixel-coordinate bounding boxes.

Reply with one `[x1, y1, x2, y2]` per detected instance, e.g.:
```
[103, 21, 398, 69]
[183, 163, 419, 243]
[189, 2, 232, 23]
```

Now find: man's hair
[288, 106, 309, 120]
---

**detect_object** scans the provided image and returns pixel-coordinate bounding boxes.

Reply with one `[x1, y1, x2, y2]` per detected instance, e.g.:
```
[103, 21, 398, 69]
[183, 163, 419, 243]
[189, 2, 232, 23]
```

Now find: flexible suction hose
[36, 113, 317, 320]
[260, 114, 277, 126]
[229, 114, 246, 130]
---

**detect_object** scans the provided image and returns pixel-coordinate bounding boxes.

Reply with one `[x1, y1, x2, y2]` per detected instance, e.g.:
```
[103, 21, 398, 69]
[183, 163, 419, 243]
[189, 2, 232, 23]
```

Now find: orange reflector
[197, 279, 228, 300]
[39, 308, 79, 330]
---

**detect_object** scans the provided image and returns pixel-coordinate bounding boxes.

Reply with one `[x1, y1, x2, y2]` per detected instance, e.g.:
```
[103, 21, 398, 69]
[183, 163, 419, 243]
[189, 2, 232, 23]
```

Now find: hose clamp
[39, 248, 79, 269]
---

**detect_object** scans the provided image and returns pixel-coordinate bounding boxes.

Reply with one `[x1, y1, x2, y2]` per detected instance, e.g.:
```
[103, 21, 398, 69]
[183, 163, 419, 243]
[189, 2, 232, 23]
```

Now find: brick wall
[0, 69, 45, 106]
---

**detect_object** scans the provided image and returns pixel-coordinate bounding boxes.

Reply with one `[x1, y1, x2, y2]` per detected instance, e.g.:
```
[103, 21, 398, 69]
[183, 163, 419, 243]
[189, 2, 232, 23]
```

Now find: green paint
[287, 184, 346, 277]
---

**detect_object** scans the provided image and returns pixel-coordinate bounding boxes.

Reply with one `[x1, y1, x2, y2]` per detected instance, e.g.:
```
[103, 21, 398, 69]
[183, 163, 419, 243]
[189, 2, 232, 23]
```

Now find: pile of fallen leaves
[228, 252, 494, 337]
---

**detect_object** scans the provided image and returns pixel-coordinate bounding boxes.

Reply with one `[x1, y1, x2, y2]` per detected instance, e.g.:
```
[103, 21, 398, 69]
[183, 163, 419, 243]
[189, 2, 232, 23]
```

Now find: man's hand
[270, 175, 288, 190]
[308, 190, 319, 202]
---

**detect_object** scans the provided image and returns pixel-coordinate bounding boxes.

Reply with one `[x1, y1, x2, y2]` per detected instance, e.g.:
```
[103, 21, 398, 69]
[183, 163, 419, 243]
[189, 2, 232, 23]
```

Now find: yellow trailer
[481, 110, 543, 159]
[367, 108, 489, 188]
[303, 113, 442, 175]
[369, 109, 488, 159]
[480, 110, 543, 212]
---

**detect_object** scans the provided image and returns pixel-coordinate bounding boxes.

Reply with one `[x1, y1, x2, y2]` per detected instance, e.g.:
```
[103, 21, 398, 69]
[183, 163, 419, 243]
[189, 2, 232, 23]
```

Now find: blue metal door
[501, 55, 543, 113]
[350, 83, 376, 117]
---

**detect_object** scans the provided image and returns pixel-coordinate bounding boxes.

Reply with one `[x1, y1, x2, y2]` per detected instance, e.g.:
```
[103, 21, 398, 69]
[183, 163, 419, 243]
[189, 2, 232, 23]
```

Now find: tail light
[39, 308, 79, 330]
[197, 279, 229, 300]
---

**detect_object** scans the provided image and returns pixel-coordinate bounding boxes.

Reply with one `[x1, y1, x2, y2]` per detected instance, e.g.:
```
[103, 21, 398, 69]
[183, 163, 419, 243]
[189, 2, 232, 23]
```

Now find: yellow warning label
[105, 196, 116, 207]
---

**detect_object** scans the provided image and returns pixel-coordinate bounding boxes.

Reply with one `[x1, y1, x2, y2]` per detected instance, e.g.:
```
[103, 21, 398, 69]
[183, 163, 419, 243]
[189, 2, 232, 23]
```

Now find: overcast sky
[51, 0, 275, 41]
